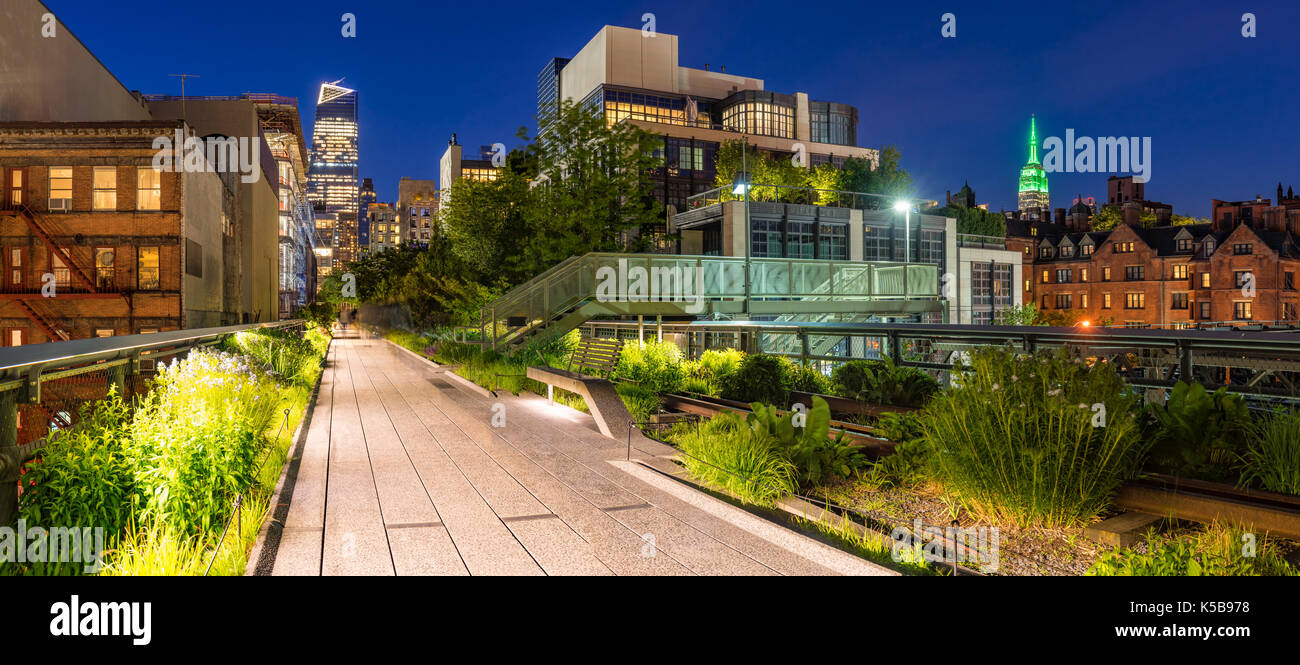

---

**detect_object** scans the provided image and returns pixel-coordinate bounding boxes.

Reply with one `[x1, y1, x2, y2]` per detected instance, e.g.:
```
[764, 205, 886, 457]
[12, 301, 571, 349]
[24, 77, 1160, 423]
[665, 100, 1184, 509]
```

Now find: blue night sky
[43, 0, 1300, 216]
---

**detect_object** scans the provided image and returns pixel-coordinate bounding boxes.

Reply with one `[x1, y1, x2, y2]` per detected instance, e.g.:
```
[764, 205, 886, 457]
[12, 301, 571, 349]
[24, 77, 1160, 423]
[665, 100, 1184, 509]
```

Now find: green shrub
[10, 393, 138, 575]
[919, 346, 1147, 527]
[679, 375, 719, 396]
[614, 340, 685, 392]
[747, 396, 868, 487]
[1242, 410, 1300, 495]
[720, 354, 789, 405]
[693, 348, 745, 382]
[868, 412, 930, 487]
[617, 383, 661, 423]
[132, 350, 281, 536]
[831, 357, 939, 407]
[783, 359, 833, 396]
[1087, 525, 1297, 576]
[672, 413, 796, 506]
[1146, 382, 1251, 482]
[225, 328, 326, 387]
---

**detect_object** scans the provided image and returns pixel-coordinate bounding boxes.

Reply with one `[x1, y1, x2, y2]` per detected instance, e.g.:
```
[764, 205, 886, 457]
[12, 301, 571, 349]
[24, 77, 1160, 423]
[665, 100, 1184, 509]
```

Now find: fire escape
[0, 203, 130, 341]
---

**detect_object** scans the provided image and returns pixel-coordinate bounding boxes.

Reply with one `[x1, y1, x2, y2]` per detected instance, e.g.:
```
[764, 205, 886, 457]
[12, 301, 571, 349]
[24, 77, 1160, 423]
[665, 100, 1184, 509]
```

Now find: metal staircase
[473, 252, 942, 350]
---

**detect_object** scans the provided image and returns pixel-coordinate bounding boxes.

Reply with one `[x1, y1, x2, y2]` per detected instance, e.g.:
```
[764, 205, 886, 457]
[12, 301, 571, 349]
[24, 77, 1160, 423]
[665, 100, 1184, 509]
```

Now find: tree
[929, 203, 1007, 237]
[518, 99, 665, 273]
[994, 303, 1039, 326]
[841, 146, 913, 209]
[1171, 214, 1209, 226]
[1090, 205, 1123, 231]
[441, 172, 533, 286]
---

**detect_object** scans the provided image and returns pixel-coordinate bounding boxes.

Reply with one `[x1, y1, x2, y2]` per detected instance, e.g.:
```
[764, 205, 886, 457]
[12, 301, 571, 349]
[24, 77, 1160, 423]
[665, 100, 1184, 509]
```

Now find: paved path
[261, 331, 893, 576]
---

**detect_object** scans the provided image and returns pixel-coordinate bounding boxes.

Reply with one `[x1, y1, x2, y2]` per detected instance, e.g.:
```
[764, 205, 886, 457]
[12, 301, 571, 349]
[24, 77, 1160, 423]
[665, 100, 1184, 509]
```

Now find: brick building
[1017, 210, 1300, 328]
[0, 122, 237, 343]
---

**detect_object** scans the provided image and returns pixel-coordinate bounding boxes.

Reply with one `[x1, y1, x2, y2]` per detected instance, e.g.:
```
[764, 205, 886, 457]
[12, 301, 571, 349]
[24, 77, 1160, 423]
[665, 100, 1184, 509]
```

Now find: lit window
[138, 246, 160, 290]
[95, 247, 115, 289]
[48, 167, 72, 211]
[137, 168, 161, 210]
[93, 167, 117, 210]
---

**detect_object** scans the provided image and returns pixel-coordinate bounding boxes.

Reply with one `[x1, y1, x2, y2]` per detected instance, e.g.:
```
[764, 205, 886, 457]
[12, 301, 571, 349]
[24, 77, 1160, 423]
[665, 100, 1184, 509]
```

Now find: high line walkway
[252, 329, 893, 576]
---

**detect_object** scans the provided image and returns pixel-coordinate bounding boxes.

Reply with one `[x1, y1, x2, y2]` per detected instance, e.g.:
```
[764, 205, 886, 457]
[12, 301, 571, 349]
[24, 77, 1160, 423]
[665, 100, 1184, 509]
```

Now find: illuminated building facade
[307, 82, 359, 215]
[552, 26, 876, 217]
[438, 135, 500, 207]
[359, 177, 376, 251]
[398, 177, 438, 247]
[366, 203, 399, 253]
[1017, 115, 1050, 216]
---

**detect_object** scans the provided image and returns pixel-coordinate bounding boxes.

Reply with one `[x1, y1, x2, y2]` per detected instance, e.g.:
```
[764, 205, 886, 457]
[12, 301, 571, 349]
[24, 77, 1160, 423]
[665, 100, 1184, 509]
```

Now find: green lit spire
[1027, 114, 1039, 164]
[1018, 114, 1050, 211]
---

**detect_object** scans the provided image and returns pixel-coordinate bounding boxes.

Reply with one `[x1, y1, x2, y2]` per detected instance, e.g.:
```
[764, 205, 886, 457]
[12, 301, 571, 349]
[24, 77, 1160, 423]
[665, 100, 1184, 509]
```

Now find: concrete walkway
[261, 331, 894, 576]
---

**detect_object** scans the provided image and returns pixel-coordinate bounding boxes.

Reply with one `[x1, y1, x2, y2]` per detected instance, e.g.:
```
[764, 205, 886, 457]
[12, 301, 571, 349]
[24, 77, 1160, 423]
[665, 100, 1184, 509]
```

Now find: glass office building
[307, 82, 359, 215]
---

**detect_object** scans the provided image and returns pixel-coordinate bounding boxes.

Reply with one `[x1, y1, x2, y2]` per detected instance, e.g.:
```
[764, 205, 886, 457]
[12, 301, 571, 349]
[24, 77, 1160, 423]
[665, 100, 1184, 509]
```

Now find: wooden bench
[526, 337, 633, 440]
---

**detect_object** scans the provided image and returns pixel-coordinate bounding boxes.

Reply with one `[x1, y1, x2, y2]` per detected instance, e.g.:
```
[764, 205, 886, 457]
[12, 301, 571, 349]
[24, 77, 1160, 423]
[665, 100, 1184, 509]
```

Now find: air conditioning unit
[48, 198, 71, 212]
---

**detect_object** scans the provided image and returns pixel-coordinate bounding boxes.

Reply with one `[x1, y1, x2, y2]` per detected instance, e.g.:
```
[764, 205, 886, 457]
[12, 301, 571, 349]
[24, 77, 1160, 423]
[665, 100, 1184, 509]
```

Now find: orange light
[1080, 320, 1092, 327]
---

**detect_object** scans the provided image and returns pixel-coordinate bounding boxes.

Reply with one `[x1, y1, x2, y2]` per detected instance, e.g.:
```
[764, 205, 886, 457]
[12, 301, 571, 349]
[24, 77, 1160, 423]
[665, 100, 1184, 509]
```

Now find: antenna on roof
[169, 73, 200, 122]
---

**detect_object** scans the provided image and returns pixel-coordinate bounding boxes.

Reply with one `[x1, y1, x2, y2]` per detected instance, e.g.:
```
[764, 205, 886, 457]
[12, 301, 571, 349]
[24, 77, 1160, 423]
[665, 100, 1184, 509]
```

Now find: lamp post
[893, 199, 912, 264]
[733, 138, 752, 316]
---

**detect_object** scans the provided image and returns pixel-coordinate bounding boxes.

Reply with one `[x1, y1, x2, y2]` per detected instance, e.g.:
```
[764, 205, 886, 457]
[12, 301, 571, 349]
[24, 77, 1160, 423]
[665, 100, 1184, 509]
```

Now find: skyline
[39, 0, 1300, 215]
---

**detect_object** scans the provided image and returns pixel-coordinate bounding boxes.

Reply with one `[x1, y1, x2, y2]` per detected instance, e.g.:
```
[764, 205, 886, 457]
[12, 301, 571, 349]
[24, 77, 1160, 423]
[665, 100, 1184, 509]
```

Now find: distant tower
[1017, 115, 1050, 214]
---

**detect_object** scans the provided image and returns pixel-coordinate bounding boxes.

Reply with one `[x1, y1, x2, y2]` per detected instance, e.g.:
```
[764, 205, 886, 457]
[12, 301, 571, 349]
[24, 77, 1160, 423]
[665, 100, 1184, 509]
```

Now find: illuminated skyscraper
[1017, 115, 1050, 213]
[308, 81, 359, 214]
[307, 81, 358, 268]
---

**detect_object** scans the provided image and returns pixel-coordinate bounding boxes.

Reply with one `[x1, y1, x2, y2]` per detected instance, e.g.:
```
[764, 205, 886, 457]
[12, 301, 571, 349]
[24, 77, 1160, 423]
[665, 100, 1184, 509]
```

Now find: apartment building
[397, 177, 438, 247]
[0, 122, 233, 342]
[547, 25, 879, 217]
[1027, 215, 1300, 328]
[366, 203, 399, 253]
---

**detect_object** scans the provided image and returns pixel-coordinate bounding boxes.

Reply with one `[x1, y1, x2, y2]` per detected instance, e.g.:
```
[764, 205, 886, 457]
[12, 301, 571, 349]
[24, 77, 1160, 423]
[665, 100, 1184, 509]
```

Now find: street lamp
[734, 138, 753, 316]
[893, 200, 911, 264]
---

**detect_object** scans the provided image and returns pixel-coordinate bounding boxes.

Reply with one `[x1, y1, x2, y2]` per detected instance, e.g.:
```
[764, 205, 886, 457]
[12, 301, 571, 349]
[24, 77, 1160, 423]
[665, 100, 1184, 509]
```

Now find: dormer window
[1204, 239, 1216, 256]
[1081, 244, 1094, 256]
[1061, 245, 1075, 257]
[1176, 238, 1192, 252]
[1040, 247, 1054, 259]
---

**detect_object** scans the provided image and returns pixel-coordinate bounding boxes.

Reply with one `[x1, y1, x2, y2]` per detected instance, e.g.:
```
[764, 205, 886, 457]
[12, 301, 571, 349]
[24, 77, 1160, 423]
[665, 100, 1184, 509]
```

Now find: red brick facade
[1021, 221, 1300, 328]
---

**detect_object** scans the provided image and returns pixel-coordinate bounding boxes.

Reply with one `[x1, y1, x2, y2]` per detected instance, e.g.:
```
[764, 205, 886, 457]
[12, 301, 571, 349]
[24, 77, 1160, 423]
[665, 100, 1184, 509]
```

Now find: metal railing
[0, 320, 305, 524]
[579, 319, 1300, 400]
[685, 184, 907, 211]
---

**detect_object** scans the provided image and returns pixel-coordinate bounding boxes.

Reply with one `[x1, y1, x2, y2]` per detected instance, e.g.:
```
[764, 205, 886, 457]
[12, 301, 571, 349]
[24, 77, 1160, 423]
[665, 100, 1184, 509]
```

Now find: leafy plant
[671, 413, 796, 506]
[918, 346, 1148, 527]
[617, 383, 661, 423]
[747, 396, 868, 487]
[868, 412, 930, 487]
[720, 354, 789, 405]
[831, 357, 938, 407]
[614, 340, 685, 393]
[1087, 524, 1296, 576]
[783, 359, 833, 396]
[1241, 409, 1300, 495]
[1146, 382, 1251, 482]
[693, 348, 745, 383]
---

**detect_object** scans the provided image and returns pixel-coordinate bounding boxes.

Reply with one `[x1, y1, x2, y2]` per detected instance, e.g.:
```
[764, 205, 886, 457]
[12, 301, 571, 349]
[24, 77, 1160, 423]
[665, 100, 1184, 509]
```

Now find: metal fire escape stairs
[0, 204, 126, 340]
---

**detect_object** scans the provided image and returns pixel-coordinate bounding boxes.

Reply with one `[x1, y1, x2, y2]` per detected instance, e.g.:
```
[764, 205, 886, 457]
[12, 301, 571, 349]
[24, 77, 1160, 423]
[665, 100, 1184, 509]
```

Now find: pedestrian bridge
[471, 252, 941, 348]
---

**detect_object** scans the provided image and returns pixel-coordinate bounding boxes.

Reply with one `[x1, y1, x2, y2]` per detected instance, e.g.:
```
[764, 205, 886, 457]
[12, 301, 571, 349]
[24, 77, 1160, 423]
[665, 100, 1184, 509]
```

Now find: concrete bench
[526, 337, 633, 440]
